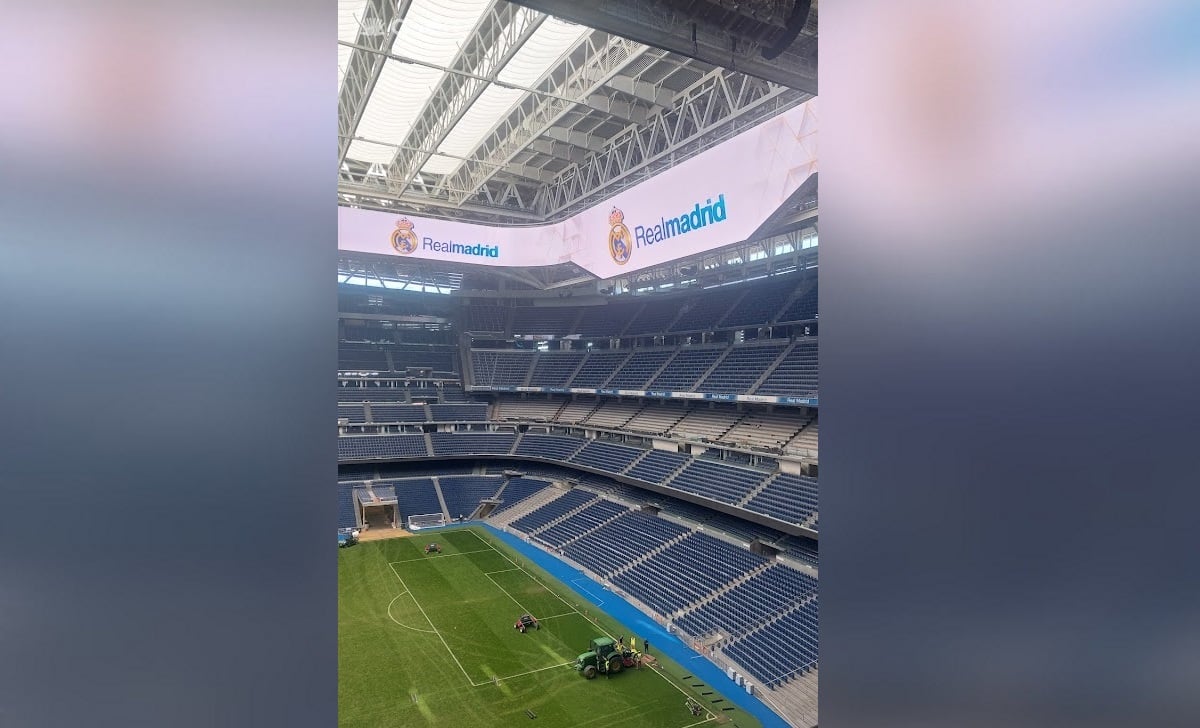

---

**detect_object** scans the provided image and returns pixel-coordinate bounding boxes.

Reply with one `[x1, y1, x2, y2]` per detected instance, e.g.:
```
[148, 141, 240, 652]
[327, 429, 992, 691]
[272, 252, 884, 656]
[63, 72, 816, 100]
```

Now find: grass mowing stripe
[389, 548, 494, 564]
[469, 530, 720, 721]
[385, 592, 438, 634]
[481, 571, 533, 614]
[340, 526, 762, 728]
[464, 529, 719, 716]
[387, 561, 478, 685]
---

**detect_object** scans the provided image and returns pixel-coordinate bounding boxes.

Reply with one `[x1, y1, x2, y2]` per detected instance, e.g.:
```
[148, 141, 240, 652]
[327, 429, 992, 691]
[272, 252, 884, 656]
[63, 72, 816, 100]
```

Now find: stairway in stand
[671, 561, 774, 620]
[487, 485, 563, 529]
[758, 667, 818, 728]
[605, 530, 693, 579]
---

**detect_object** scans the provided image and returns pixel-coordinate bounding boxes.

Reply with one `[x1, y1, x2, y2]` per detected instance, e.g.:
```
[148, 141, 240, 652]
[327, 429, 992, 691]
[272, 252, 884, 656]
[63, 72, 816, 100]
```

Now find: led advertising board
[338, 98, 817, 279]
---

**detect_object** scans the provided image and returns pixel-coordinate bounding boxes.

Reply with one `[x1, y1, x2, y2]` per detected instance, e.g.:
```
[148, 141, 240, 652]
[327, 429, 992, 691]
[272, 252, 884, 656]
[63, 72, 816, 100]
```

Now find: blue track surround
[403, 521, 797, 728]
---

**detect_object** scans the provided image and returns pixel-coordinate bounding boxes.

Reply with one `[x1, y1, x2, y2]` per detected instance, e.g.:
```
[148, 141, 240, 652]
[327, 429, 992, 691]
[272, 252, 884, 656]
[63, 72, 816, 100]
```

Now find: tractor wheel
[607, 657, 624, 674]
[583, 665, 598, 679]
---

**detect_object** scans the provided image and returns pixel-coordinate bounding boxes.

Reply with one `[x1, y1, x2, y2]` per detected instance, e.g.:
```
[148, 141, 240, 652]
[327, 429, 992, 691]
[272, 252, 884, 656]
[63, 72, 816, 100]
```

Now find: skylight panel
[347, 0, 490, 165]
[337, 0, 369, 91]
[420, 85, 524, 174]
[496, 17, 588, 87]
[420, 17, 590, 175]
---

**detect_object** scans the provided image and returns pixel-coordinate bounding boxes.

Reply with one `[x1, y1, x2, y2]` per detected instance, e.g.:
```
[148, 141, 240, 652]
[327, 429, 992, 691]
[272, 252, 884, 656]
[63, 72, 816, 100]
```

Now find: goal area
[407, 512, 446, 531]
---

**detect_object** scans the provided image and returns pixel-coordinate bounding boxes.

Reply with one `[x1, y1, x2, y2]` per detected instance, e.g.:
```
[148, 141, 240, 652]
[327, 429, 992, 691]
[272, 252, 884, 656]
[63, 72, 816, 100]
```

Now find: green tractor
[575, 637, 637, 679]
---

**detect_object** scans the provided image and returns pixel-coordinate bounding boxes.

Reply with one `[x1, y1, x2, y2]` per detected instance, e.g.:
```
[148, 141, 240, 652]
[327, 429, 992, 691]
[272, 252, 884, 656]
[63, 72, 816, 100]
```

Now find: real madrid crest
[390, 217, 419, 255]
[608, 207, 632, 265]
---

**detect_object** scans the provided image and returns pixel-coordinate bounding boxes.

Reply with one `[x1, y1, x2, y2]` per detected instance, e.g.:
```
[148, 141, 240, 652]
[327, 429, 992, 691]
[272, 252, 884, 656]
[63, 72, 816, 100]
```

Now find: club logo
[607, 207, 632, 265]
[390, 217, 419, 255]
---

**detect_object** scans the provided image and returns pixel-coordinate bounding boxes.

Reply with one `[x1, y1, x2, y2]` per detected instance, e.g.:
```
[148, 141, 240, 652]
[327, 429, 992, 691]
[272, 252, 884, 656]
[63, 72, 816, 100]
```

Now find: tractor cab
[424, 543, 441, 554]
[575, 637, 636, 678]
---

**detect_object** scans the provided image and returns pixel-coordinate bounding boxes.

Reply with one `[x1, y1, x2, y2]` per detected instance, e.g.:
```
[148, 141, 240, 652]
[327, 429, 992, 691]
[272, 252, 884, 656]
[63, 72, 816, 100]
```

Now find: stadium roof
[338, 0, 816, 226]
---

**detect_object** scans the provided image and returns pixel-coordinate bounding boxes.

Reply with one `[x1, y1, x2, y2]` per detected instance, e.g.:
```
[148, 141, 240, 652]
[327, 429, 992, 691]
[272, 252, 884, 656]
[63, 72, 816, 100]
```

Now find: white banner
[339, 99, 817, 279]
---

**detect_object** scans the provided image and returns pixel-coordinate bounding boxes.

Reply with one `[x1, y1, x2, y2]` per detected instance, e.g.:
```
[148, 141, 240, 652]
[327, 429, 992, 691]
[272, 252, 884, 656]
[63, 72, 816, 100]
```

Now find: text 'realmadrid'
[633, 194, 728, 247]
[423, 237, 499, 258]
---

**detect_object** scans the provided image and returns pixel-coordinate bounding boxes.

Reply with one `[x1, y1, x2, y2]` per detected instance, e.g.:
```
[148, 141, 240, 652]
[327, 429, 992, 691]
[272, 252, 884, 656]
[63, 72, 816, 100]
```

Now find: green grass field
[339, 527, 762, 728]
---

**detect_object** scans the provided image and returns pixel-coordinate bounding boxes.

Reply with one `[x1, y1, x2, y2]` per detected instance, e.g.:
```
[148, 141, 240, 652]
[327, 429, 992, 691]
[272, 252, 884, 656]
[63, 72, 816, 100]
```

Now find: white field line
[483, 568, 521, 576]
[467, 529, 612, 634]
[572, 704, 641, 727]
[389, 548, 493, 564]
[387, 562, 475, 685]
[642, 659, 718, 721]
[468, 530, 587, 615]
[535, 612, 579, 621]
[482, 571, 532, 615]
[455, 528, 720, 721]
[386, 592, 438, 634]
[467, 531, 721, 723]
[482, 660, 574, 685]
[570, 578, 606, 606]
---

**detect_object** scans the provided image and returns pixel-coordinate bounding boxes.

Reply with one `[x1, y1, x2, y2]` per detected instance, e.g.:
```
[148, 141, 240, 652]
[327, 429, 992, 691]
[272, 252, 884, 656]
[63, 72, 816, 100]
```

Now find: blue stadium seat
[428, 432, 516, 456]
[338, 435, 429, 460]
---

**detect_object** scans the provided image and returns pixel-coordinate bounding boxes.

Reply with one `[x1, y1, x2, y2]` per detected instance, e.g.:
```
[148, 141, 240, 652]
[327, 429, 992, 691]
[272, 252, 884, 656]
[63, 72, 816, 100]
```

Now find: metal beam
[338, 183, 545, 223]
[536, 70, 805, 217]
[544, 127, 607, 153]
[507, 0, 817, 93]
[338, 134, 516, 168]
[496, 164, 555, 184]
[337, 0, 410, 168]
[441, 34, 653, 207]
[607, 74, 675, 106]
[336, 40, 583, 103]
[583, 95, 648, 124]
[528, 139, 586, 162]
[384, 3, 547, 198]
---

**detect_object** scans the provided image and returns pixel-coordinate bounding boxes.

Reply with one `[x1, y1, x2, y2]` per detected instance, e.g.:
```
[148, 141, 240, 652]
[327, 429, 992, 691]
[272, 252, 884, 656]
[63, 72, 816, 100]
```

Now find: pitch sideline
[462, 529, 717, 723]
[386, 534, 584, 687]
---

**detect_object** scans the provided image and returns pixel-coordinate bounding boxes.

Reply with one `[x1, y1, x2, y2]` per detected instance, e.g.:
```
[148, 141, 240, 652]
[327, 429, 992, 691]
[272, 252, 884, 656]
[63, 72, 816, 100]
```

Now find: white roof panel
[337, 0, 369, 91]
[420, 17, 590, 175]
[346, 0, 490, 164]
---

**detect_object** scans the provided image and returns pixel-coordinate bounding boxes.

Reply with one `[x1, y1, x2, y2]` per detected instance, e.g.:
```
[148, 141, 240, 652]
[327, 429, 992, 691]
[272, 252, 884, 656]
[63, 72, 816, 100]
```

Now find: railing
[341, 416, 807, 465]
[754, 658, 818, 688]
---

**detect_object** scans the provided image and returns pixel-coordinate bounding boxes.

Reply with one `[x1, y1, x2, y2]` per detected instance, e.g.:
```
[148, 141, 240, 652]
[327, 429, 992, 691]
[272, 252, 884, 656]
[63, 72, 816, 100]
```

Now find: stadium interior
[338, 1, 817, 725]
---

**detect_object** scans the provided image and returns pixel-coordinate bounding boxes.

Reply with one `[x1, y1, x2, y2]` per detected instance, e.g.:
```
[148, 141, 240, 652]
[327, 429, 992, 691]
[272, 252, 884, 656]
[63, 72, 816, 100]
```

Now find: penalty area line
[387, 562, 476, 686]
[452, 529, 722, 723]
[536, 612, 579, 621]
[389, 548, 493, 564]
[464, 530, 582, 614]
[482, 571, 533, 615]
[472, 661, 575, 687]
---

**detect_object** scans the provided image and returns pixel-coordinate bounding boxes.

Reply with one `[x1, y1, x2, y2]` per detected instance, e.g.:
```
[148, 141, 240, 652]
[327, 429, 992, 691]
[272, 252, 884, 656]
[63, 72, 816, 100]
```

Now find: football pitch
[339, 527, 763, 728]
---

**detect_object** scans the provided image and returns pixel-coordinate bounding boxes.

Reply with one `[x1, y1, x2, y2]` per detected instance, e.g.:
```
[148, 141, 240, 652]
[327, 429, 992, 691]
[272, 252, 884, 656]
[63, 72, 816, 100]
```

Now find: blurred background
[822, 2, 1200, 728]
